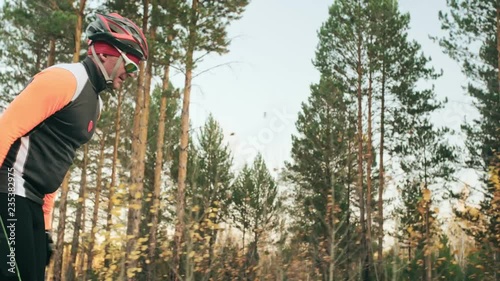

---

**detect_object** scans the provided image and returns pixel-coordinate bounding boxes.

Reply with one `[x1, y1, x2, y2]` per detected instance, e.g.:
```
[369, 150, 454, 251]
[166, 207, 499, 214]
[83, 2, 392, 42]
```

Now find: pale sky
[167, 0, 334, 172]
[168, 0, 479, 182]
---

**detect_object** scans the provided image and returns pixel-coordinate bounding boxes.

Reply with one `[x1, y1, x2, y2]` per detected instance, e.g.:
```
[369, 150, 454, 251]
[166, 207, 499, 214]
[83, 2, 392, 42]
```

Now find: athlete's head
[86, 13, 149, 89]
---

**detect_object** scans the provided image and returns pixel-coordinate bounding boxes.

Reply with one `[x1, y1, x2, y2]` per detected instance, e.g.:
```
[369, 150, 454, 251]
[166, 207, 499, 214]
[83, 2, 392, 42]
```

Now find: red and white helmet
[86, 13, 148, 61]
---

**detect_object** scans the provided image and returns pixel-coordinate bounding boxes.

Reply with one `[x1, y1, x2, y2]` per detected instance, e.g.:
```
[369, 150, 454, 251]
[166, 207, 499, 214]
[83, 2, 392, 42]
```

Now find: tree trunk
[494, 22, 500, 281]
[145, 9, 162, 277]
[241, 208, 247, 280]
[46, 1, 58, 67]
[47, 38, 56, 67]
[85, 136, 106, 279]
[378, 51, 386, 273]
[424, 148, 431, 281]
[491, 18, 500, 281]
[206, 228, 218, 281]
[148, 59, 171, 281]
[366, 50, 374, 278]
[408, 223, 412, 261]
[355, 2, 369, 278]
[52, 171, 71, 281]
[185, 230, 194, 281]
[496, 3, 500, 95]
[35, 48, 42, 73]
[346, 137, 352, 281]
[113, 93, 127, 281]
[126, 45, 146, 278]
[424, 196, 432, 281]
[126, 0, 150, 277]
[137, 13, 155, 277]
[66, 144, 88, 281]
[174, 1, 198, 279]
[392, 217, 399, 281]
[73, 0, 86, 63]
[77, 182, 88, 279]
[77, 238, 86, 280]
[104, 88, 122, 269]
[328, 162, 336, 281]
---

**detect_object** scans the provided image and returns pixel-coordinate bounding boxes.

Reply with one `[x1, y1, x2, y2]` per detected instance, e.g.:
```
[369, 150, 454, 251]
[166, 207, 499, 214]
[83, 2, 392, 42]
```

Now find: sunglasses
[114, 46, 139, 74]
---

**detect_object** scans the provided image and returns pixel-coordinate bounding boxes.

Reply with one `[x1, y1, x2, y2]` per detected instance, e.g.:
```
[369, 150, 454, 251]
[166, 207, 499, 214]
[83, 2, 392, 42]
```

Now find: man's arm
[44, 192, 57, 266]
[0, 67, 77, 230]
[0, 67, 77, 167]
[43, 191, 57, 230]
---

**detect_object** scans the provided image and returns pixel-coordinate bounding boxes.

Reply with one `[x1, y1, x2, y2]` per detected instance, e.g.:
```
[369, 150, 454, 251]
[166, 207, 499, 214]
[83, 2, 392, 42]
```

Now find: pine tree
[66, 145, 89, 281]
[143, 84, 181, 280]
[146, 1, 184, 278]
[434, 235, 465, 280]
[437, 1, 500, 278]
[0, 0, 75, 102]
[364, 0, 409, 272]
[84, 134, 106, 280]
[168, 115, 234, 279]
[394, 118, 457, 281]
[173, 1, 248, 279]
[313, 1, 372, 277]
[285, 76, 357, 281]
[103, 88, 123, 270]
[83, 97, 118, 279]
[232, 154, 281, 281]
[52, 171, 71, 281]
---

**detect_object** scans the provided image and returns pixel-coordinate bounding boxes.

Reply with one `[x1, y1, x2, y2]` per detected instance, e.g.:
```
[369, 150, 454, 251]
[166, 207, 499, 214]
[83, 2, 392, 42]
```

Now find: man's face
[100, 55, 136, 89]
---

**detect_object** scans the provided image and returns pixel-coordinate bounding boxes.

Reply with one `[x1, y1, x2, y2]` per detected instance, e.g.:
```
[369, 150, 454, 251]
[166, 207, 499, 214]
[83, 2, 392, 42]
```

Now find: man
[0, 12, 148, 280]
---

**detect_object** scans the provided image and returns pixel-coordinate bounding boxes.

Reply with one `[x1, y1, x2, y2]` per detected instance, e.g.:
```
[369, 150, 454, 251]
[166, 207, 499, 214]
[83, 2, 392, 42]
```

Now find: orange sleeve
[0, 67, 77, 167]
[43, 191, 57, 230]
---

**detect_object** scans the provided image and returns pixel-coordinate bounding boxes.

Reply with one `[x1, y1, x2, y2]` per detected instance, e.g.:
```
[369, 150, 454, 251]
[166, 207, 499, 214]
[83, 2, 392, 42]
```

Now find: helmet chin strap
[90, 45, 124, 87]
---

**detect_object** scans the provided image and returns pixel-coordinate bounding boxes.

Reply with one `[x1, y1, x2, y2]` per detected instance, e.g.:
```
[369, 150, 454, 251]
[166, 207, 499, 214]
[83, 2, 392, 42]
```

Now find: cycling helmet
[86, 13, 148, 61]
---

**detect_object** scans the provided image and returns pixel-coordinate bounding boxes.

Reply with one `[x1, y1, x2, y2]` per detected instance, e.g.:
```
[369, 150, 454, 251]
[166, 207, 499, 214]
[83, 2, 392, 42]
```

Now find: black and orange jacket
[0, 57, 106, 229]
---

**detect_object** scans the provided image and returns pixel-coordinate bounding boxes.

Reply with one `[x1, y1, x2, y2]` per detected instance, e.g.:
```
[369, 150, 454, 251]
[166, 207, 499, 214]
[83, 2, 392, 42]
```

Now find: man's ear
[97, 53, 107, 62]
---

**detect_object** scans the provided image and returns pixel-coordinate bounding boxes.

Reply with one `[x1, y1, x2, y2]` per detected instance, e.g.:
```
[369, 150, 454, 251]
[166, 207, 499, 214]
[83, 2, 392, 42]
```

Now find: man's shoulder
[45, 62, 87, 77]
[40, 62, 90, 93]
[31, 62, 91, 102]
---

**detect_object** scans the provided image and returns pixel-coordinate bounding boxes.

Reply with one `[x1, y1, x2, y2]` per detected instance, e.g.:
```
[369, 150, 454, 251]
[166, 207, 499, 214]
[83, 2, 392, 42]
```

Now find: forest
[0, 0, 498, 280]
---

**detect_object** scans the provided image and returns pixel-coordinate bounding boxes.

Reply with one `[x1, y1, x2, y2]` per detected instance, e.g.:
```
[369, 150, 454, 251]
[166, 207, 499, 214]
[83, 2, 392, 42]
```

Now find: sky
[167, 0, 480, 187]
[167, 0, 334, 172]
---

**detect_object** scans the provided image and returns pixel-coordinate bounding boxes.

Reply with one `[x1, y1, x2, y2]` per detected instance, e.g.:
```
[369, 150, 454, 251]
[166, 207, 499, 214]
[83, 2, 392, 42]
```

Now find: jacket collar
[81, 57, 107, 93]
